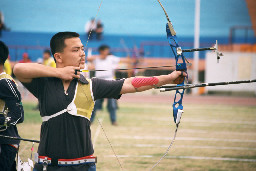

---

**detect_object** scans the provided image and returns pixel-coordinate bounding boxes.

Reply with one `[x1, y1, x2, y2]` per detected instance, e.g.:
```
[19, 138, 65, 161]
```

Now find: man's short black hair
[43, 49, 51, 56]
[0, 41, 9, 65]
[50, 32, 80, 57]
[98, 45, 110, 52]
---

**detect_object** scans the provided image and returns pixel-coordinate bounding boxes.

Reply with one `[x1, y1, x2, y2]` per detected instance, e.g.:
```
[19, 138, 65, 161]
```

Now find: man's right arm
[13, 63, 80, 83]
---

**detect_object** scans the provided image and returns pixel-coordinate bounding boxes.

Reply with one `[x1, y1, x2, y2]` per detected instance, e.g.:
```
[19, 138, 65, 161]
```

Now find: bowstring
[149, 124, 179, 170]
[81, 1, 124, 169]
[96, 117, 124, 170]
[84, 0, 103, 49]
[80, 81, 124, 170]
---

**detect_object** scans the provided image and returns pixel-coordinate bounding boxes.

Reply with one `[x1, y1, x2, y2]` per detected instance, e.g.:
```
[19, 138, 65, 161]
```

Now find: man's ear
[54, 53, 62, 63]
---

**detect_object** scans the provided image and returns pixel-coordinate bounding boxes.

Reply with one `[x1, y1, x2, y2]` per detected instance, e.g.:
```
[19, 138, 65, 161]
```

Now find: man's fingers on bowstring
[74, 68, 81, 75]
[73, 67, 81, 79]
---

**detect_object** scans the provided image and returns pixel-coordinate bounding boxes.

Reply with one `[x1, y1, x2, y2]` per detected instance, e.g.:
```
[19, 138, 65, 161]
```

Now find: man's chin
[79, 64, 85, 69]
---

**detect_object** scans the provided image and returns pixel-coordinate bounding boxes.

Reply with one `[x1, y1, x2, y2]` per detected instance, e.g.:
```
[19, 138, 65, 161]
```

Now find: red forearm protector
[131, 77, 159, 88]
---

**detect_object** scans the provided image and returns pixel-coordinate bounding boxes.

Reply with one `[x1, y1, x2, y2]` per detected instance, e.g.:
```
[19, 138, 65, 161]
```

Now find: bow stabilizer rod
[159, 79, 256, 92]
[182, 47, 216, 52]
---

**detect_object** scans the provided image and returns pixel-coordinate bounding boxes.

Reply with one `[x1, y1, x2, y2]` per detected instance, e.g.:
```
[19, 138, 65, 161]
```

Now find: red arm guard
[131, 77, 159, 88]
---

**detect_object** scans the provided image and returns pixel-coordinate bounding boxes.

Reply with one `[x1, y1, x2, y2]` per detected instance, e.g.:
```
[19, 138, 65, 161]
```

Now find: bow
[157, 0, 223, 125]
[150, 0, 224, 169]
[164, 8, 187, 125]
[150, 1, 188, 169]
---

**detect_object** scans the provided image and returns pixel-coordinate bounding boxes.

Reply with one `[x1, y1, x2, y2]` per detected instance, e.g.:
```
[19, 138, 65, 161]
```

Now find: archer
[0, 41, 25, 170]
[14, 32, 186, 171]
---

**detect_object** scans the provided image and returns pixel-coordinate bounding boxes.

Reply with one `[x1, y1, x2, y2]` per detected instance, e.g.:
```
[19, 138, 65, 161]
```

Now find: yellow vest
[4, 59, 12, 75]
[42, 78, 95, 122]
[43, 58, 56, 68]
[73, 79, 95, 120]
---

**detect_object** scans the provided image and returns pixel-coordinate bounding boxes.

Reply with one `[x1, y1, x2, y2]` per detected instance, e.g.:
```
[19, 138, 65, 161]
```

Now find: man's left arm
[120, 71, 186, 94]
[92, 70, 186, 100]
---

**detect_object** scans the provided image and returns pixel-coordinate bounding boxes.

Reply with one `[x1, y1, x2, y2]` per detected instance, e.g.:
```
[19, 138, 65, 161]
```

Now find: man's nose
[80, 49, 85, 56]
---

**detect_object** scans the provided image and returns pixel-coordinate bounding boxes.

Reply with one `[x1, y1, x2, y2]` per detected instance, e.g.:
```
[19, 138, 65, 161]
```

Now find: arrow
[76, 65, 180, 73]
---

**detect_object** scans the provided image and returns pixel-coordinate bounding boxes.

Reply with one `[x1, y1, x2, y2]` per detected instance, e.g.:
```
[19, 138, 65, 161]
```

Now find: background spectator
[88, 45, 120, 126]
[19, 52, 31, 63]
[42, 49, 56, 68]
[96, 20, 104, 40]
[85, 18, 96, 40]
[36, 58, 43, 64]
[3, 55, 12, 75]
[0, 11, 10, 37]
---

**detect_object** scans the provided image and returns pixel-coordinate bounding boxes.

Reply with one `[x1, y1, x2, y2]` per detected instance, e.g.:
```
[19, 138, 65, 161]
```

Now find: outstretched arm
[120, 71, 186, 94]
[13, 63, 80, 83]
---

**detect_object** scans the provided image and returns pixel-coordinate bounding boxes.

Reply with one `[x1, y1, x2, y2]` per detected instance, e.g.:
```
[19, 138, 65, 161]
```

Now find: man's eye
[73, 50, 79, 52]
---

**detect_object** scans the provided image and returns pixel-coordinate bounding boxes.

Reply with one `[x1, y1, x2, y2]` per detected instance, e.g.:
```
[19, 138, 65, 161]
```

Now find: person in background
[4, 55, 12, 75]
[0, 11, 3, 37]
[0, 41, 24, 171]
[36, 58, 43, 64]
[43, 49, 56, 68]
[19, 52, 32, 99]
[85, 18, 96, 40]
[87, 45, 120, 126]
[0, 11, 10, 37]
[96, 20, 103, 40]
[19, 52, 31, 63]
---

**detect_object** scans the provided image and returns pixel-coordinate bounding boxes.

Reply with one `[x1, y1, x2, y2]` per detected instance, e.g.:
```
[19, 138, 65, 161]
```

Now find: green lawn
[17, 101, 256, 171]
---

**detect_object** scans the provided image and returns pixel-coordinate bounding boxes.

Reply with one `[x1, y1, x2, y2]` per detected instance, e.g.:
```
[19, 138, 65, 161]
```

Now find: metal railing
[229, 26, 256, 44]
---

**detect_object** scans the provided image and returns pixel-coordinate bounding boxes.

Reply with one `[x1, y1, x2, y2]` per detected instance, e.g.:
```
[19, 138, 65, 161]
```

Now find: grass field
[17, 96, 256, 171]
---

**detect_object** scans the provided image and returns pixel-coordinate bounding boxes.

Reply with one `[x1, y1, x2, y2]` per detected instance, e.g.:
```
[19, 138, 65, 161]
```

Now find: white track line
[93, 118, 103, 148]
[115, 135, 256, 143]
[141, 118, 256, 125]
[106, 155, 256, 162]
[97, 144, 256, 151]
[136, 144, 256, 151]
[183, 119, 256, 125]
[179, 129, 256, 136]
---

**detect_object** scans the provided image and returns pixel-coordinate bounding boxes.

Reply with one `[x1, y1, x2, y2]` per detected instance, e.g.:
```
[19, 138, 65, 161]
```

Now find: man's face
[43, 53, 50, 60]
[99, 49, 109, 59]
[60, 37, 85, 69]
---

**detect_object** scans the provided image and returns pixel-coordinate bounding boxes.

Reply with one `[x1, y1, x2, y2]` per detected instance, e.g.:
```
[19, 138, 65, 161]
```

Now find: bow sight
[181, 40, 224, 63]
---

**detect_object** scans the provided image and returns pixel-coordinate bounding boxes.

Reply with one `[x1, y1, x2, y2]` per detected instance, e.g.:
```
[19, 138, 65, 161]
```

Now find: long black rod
[182, 47, 215, 52]
[0, 134, 40, 143]
[159, 79, 256, 92]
